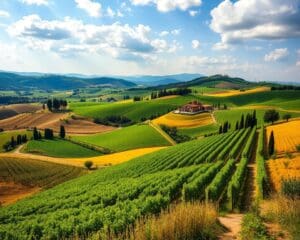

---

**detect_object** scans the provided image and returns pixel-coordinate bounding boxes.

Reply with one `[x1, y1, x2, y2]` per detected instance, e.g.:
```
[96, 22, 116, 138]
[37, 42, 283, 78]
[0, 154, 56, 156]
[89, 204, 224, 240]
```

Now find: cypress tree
[17, 135, 22, 145]
[219, 125, 223, 134]
[235, 121, 239, 130]
[239, 114, 245, 129]
[11, 137, 16, 148]
[60, 125, 66, 139]
[268, 130, 275, 156]
[33, 127, 39, 140]
[47, 99, 53, 112]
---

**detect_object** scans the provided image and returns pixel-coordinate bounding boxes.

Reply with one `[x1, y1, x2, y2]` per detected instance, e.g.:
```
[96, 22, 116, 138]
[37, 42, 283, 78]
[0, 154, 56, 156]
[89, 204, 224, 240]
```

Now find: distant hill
[121, 73, 204, 86]
[146, 74, 256, 90]
[0, 72, 136, 90]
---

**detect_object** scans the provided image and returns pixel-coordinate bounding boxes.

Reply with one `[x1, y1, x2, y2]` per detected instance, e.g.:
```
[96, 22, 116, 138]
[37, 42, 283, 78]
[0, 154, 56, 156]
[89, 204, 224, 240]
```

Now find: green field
[0, 130, 33, 152]
[0, 157, 84, 189]
[0, 128, 257, 239]
[72, 124, 171, 152]
[178, 124, 219, 138]
[24, 138, 101, 158]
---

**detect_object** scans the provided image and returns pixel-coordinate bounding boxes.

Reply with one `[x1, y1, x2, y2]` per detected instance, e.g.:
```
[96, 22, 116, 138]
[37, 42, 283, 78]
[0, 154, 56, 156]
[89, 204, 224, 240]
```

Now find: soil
[218, 214, 243, 240]
[0, 182, 40, 206]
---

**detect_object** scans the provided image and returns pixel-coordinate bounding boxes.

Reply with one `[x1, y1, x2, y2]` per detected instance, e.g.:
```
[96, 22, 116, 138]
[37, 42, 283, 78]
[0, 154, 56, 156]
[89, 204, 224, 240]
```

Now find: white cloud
[0, 10, 10, 18]
[210, 0, 300, 46]
[20, 0, 49, 5]
[7, 14, 177, 61]
[171, 29, 181, 35]
[296, 61, 300, 67]
[75, 0, 101, 18]
[189, 10, 198, 17]
[264, 48, 289, 62]
[106, 7, 115, 18]
[297, 49, 300, 55]
[159, 31, 169, 37]
[212, 42, 231, 51]
[191, 40, 200, 49]
[131, 0, 202, 12]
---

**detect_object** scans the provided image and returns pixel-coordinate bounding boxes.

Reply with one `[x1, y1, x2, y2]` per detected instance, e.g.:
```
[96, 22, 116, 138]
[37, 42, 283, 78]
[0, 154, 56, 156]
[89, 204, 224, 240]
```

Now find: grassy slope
[72, 124, 171, 152]
[0, 130, 33, 152]
[24, 139, 101, 158]
[178, 124, 219, 138]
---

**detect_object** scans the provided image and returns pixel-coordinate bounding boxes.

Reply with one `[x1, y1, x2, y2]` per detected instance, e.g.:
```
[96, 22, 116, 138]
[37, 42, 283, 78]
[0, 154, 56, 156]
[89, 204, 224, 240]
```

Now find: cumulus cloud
[131, 0, 202, 12]
[75, 0, 101, 18]
[20, 0, 49, 5]
[106, 7, 115, 18]
[264, 48, 289, 62]
[171, 29, 181, 35]
[7, 14, 177, 61]
[0, 10, 10, 18]
[191, 40, 200, 49]
[210, 0, 300, 45]
[189, 10, 198, 17]
[159, 31, 169, 37]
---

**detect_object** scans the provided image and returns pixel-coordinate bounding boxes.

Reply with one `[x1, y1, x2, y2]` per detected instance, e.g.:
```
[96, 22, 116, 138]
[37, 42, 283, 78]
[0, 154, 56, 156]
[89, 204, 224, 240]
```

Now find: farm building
[174, 101, 213, 114]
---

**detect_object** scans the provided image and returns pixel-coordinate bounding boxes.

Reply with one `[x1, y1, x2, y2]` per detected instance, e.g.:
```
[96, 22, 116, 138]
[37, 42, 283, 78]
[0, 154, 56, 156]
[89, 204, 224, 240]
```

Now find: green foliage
[241, 213, 271, 240]
[59, 125, 66, 139]
[72, 124, 171, 152]
[282, 113, 291, 122]
[84, 161, 93, 170]
[24, 138, 101, 158]
[160, 125, 190, 143]
[205, 159, 236, 202]
[281, 179, 300, 198]
[264, 109, 279, 124]
[268, 131, 275, 156]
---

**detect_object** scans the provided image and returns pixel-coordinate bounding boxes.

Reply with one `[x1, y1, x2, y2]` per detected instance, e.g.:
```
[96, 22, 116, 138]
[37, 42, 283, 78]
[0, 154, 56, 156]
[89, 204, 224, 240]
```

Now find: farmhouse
[174, 101, 213, 114]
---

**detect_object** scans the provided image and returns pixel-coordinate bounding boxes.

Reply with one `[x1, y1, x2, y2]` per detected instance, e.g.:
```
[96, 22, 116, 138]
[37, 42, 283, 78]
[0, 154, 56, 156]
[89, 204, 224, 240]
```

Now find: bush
[84, 161, 93, 170]
[281, 179, 300, 199]
[240, 213, 270, 240]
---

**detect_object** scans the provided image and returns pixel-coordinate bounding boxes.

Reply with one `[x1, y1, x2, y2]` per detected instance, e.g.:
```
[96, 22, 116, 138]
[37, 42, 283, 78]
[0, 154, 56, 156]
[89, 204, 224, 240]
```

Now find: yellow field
[267, 155, 300, 191]
[204, 87, 270, 97]
[266, 120, 300, 153]
[152, 112, 214, 128]
[0, 147, 166, 168]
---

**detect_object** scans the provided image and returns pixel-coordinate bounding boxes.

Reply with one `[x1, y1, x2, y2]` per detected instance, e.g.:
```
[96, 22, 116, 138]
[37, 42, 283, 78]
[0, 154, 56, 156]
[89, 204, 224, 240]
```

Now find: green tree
[11, 137, 16, 148]
[84, 161, 93, 170]
[33, 127, 39, 140]
[53, 98, 60, 111]
[47, 99, 52, 112]
[264, 109, 279, 124]
[59, 125, 66, 139]
[44, 128, 54, 140]
[268, 130, 275, 156]
[282, 113, 292, 122]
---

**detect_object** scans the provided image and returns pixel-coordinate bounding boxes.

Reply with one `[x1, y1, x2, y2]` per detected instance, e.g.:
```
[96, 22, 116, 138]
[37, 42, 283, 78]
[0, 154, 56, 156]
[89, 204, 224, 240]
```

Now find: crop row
[227, 127, 257, 210]
[256, 126, 268, 199]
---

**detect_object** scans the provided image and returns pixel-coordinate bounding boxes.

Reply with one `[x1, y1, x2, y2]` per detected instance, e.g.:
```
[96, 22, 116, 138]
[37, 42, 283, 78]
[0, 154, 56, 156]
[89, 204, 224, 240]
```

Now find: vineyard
[0, 157, 85, 189]
[0, 125, 259, 239]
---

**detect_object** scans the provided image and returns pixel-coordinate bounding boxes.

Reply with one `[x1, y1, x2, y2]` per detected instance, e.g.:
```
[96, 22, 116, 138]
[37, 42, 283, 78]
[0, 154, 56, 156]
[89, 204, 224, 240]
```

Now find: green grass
[71, 124, 171, 152]
[0, 130, 33, 152]
[24, 138, 101, 158]
[178, 124, 219, 138]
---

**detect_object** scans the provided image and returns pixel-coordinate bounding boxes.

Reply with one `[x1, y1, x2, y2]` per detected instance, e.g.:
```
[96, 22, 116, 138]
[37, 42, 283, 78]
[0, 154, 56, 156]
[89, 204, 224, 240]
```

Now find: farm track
[149, 121, 177, 145]
[218, 214, 243, 240]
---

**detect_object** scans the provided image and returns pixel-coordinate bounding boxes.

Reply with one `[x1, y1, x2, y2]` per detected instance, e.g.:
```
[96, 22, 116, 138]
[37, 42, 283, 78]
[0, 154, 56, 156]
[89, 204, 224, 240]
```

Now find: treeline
[46, 98, 68, 112]
[150, 88, 192, 99]
[219, 111, 257, 134]
[3, 134, 28, 151]
[271, 85, 300, 91]
[94, 115, 132, 127]
[33, 126, 66, 140]
[161, 125, 190, 143]
[0, 96, 45, 105]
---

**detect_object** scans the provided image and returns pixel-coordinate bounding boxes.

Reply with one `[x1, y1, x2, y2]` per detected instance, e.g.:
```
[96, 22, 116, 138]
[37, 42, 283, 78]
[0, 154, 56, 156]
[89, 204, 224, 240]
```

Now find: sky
[0, 0, 299, 82]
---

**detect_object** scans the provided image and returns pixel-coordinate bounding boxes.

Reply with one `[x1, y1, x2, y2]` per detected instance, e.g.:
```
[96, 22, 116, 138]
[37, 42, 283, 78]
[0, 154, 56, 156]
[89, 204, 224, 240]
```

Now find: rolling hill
[0, 72, 136, 91]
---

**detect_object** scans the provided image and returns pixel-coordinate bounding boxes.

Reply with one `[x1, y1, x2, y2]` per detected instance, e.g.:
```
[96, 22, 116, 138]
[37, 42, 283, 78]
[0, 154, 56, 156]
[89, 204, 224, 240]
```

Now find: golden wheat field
[267, 155, 300, 191]
[205, 86, 270, 97]
[266, 120, 300, 154]
[152, 112, 214, 128]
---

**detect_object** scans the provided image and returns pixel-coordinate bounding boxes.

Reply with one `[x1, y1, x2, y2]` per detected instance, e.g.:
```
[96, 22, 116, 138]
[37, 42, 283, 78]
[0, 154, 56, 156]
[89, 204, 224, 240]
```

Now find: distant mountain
[147, 74, 255, 90]
[0, 71, 136, 90]
[121, 73, 204, 86]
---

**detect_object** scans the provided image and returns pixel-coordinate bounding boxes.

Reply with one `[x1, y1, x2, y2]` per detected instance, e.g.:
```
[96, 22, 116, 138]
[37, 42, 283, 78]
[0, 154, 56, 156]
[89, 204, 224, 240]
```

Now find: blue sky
[0, 0, 299, 82]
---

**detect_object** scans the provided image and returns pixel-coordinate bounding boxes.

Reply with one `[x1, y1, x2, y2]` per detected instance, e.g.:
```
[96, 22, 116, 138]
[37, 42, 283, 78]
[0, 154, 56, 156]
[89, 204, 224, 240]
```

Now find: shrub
[84, 161, 93, 170]
[240, 213, 270, 240]
[281, 179, 300, 199]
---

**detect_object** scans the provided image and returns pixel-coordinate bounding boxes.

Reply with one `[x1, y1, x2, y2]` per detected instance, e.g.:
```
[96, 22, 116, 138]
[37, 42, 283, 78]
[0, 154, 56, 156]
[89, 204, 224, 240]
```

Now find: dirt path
[149, 121, 177, 146]
[211, 112, 217, 124]
[218, 214, 243, 240]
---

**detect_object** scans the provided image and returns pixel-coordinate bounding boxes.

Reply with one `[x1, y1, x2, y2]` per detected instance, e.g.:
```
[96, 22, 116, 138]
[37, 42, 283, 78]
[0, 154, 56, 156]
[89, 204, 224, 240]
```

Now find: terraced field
[24, 139, 101, 158]
[266, 120, 300, 154]
[153, 112, 214, 128]
[0, 127, 258, 239]
[71, 124, 171, 152]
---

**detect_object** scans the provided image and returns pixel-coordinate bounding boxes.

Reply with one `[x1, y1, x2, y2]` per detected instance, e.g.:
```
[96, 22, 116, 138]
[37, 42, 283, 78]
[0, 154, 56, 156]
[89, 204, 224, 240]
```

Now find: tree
[53, 98, 60, 111]
[3, 141, 11, 152]
[282, 113, 291, 122]
[235, 121, 239, 130]
[42, 104, 46, 110]
[47, 99, 52, 112]
[22, 134, 28, 143]
[10, 137, 16, 148]
[268, 130, 275, 156]
[17, 135, 22, 145]
[219, 125, 223, 134]
[239, 114, 245, 129]
[59, 125, 66, 139]
[44, 128, 54, 140]
[264, 109, 279, 124]
[33, 127, 39, 140]
[84, 161, 93, 170]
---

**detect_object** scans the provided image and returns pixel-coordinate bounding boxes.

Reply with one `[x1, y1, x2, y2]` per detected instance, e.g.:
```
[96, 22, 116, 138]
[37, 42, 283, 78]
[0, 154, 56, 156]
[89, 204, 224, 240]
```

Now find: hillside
[0, 72, 136, 91]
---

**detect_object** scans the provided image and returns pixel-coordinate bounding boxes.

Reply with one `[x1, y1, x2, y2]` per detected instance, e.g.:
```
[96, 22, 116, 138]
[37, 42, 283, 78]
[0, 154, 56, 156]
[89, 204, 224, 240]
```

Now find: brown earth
[0, 181, 40, 206]
[218, 214, 243, 240]
[0, 104, 41, 120]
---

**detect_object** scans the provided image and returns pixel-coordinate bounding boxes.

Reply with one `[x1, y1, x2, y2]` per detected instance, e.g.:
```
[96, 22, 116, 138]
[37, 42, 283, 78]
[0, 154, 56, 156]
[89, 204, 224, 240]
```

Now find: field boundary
[149, 121, 176, 146]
